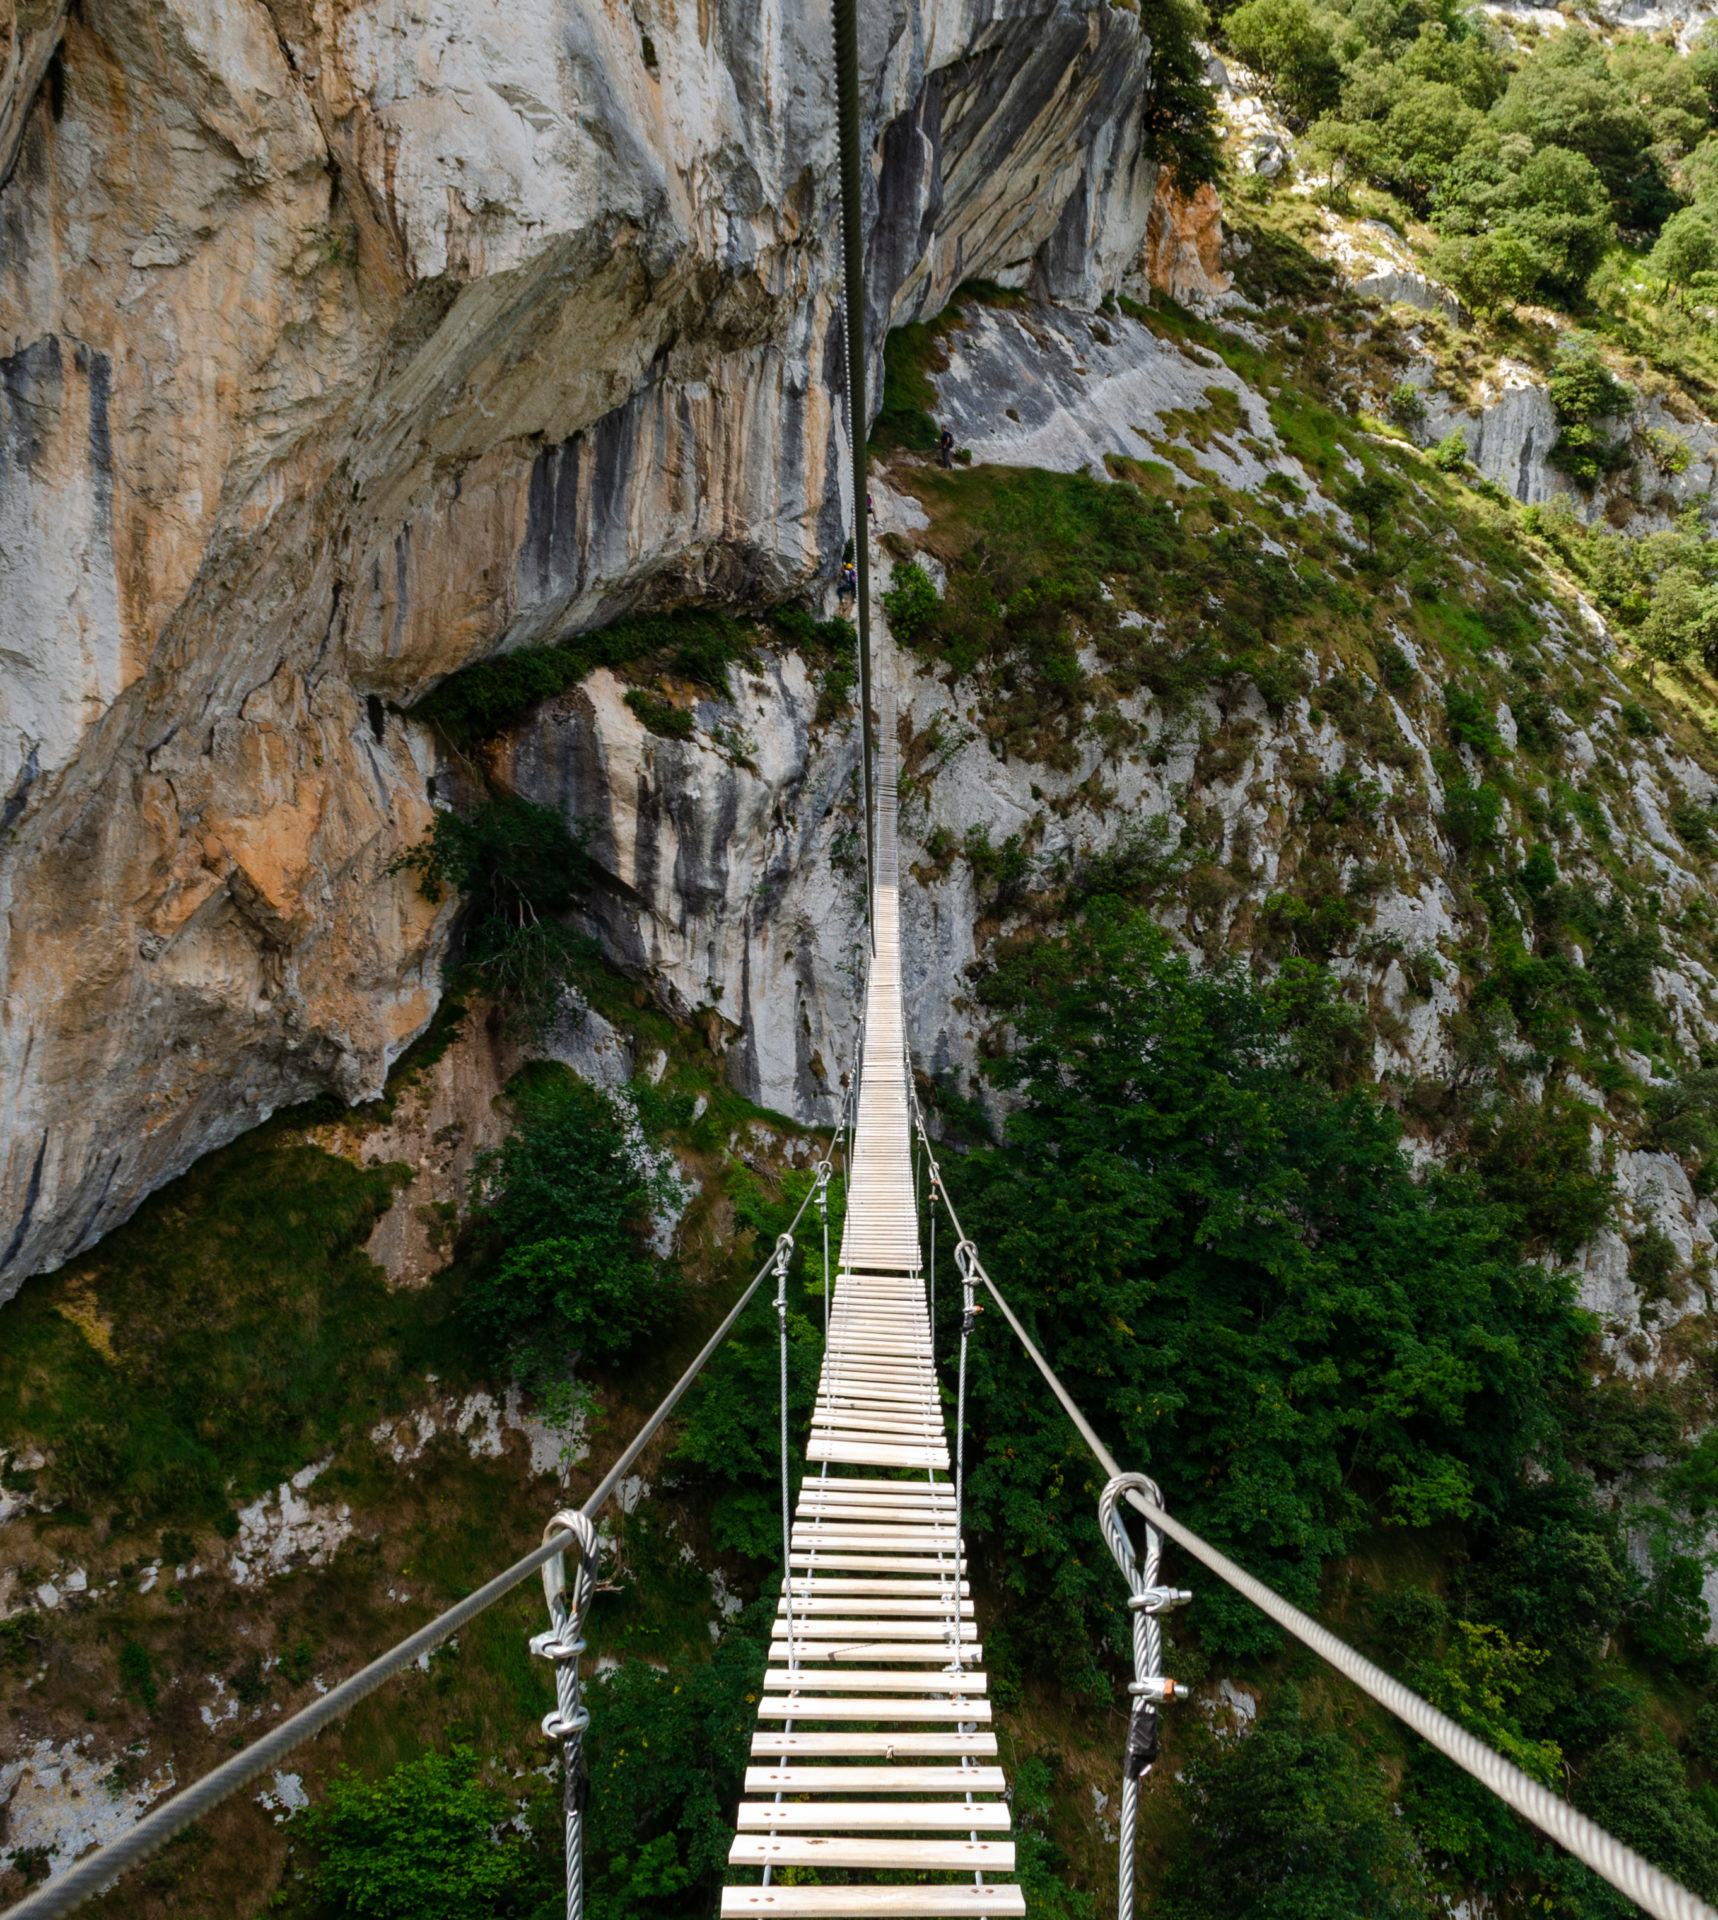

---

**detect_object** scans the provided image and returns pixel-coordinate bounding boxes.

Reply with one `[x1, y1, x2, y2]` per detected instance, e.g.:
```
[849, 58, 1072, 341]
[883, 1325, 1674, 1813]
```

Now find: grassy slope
[0, 982, 836, 1916]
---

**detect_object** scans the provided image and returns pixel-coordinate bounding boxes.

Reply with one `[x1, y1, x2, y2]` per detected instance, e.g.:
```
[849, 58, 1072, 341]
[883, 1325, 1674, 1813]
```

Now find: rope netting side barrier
[905, 1091, 1718, 1920]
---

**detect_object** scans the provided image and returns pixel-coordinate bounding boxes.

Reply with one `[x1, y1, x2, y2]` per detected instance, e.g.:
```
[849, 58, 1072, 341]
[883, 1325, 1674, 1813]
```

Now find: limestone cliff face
[0, 0, 1159, 1292]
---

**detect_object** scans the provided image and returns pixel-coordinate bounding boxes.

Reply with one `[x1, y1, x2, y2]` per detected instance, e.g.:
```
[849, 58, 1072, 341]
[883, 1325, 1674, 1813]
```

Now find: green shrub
[119, 1640, 157, 1715]
[1159, 1691, 1434, 1918]
[951, 898, 1587, 1660]
[1224, 0, 1342, 120]
[880, 560, 941, 644]
[411, 608, 755, 751]
[1442, 778, 1504, 855]
[1445, 684, 1503, 753]
[295, 1745, 546, 1920]
[1546, 335, 1632, 491]
[0, 1116, 421, 1526]
[467, 1067, 679, 1370]
[1574, 1741, 1718, 1911]
[391, 797, 592, 1039]
[1387, 383, 1429, 432]
[623, 688, 694, 739]
[1428, 429, 1472, 472]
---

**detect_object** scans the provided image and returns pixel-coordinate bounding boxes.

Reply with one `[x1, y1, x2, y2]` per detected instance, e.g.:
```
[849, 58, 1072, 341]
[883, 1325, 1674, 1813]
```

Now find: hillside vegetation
[16, 7, 1718, 1918]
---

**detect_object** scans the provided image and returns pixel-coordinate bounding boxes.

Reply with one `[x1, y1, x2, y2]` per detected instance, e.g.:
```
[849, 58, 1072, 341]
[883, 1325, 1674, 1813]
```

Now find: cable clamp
[1123, 1702, 1160, 1779]
[529, 1627, 587, 1664]
[1129, 1586, 1193, 1615]
[541, 1704, 591, 1743]
[1127, 1676, 1181, 1702]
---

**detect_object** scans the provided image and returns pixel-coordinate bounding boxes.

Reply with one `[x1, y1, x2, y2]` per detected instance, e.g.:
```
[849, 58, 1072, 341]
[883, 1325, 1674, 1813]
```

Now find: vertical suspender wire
[766, 1230, 796, 1892]
[832, 0, 875, 931]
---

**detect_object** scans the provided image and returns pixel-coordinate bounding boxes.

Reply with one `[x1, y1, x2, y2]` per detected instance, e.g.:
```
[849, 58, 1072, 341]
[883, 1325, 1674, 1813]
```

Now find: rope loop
[1098, 1473, 1162, 1595]
[538, 1509, 600, 1643]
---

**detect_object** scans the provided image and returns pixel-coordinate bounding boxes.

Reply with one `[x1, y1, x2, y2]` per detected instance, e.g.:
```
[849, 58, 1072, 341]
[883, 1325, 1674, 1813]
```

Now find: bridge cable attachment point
[531, 1509, 602, 1920]
[1099, 1472, 1187, 1920]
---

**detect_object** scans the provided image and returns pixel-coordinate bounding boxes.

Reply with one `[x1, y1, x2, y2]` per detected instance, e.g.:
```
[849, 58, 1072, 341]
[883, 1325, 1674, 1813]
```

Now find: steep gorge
[15, 0, 1718, 1914]
[0, 0, 1158, 1291]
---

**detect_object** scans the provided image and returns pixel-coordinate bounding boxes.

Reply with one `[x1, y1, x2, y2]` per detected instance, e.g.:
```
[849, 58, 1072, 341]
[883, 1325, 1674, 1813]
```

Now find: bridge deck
[722, 698, 1021, 1918]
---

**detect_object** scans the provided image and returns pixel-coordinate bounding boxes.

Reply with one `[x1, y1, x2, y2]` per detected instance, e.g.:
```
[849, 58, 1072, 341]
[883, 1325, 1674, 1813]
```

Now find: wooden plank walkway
[723, 695, 1021, 1918]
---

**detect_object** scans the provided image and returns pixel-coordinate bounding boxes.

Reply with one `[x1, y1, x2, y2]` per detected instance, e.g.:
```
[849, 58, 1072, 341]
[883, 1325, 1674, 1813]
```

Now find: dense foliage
[393, 796, 593, 1039]
[1159, 1690, 1434, 1918]
[466, 1065, 679, 1372]
[409, 610, 758, 751]
[579, 1599, 773, 1920]
[948, 897, 1588, 1661]
[1221, 0, 1718, 306]
[294, 1746, 553, 1919]
[0, 1110, 431, 1527]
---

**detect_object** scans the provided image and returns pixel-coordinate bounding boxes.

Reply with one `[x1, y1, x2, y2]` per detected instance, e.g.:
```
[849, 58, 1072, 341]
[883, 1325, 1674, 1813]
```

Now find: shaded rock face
[0, 0, 1158, 1293]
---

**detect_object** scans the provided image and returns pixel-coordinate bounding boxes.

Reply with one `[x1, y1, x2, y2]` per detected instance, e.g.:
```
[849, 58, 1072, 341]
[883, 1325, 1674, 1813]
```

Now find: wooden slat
[762, 1670, 986, 1691]
[769, 1642, 984, 1664]
[751, 1731, 997, 1756]
[722, 1885, 1025, 1915]
[755, 1698, 991, 1721]
[736, 1802, 1011, 1830]
[744, 1766, 1008, 1793]
[729, 1836, 1015, 1869]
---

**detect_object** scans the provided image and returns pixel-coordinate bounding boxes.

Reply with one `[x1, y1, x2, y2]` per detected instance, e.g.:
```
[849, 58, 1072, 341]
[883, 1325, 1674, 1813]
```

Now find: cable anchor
[531, 1508, 600, 1920]
[1099, 1471, 1186, 1920]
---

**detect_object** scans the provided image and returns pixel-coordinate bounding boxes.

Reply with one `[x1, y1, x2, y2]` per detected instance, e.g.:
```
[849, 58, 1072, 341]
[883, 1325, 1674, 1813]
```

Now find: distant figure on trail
[839, 560, 857, 604]
[867, 490, 878, 523]
[938, 426, 954, 469]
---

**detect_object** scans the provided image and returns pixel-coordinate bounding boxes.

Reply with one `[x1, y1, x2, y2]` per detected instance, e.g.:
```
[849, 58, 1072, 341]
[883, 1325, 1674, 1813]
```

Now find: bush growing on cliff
[392, 796, 592, 1040]
[294, 1745, 550, 1919]
[409, 608, 757, 750]
[466, 1065, 679, 1372]
[1160, 1690, 1435, 1919]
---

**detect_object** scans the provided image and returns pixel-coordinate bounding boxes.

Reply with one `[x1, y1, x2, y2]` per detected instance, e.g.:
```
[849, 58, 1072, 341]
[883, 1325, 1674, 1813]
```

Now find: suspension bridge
[5, 0, 1718, 1914]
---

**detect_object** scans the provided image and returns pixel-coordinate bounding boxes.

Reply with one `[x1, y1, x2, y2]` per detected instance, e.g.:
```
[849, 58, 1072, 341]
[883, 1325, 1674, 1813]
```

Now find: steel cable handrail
[2, 1171, 826, 1920]
[907, 1102, 1718, 1920]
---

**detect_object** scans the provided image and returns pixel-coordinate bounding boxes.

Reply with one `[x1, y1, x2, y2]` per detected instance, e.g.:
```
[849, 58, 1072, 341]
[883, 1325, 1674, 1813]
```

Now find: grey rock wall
[0, 0, 1158, 1293]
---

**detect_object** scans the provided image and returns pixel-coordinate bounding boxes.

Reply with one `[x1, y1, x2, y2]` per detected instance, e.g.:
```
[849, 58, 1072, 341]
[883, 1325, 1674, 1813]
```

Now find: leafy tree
[467, 1066, 678, 1369]
[295, 1746, 545, 1920]
[1650, 202, 1718, 301]
[1427, 227, 1536, 316]
[581, 1601, 772, 1920]
[1343, 470, 1406, 551]
[1492, 27, 1653, 209]
[1497, 146, 1616, 297]
[1372, 79, 1484, 208]
[1638, 562, 1718, 679]
[392, 796, 592, 1038]
[949, 899, 1587, 1659]
[1609, 34, 1711, 165]
[1574, 1741, 1718, 1913]
[1303, 111, 1380, 205]
[1158, 1690, 1435, 1918]
[1545, 333, 1631, 490]
[1225, 0, 1343, 120]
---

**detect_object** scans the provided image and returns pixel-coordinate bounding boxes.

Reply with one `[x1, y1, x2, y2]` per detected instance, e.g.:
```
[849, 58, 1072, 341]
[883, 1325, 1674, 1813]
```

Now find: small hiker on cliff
[938, 426, 955, 469]
[838, 559, 857, 604]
